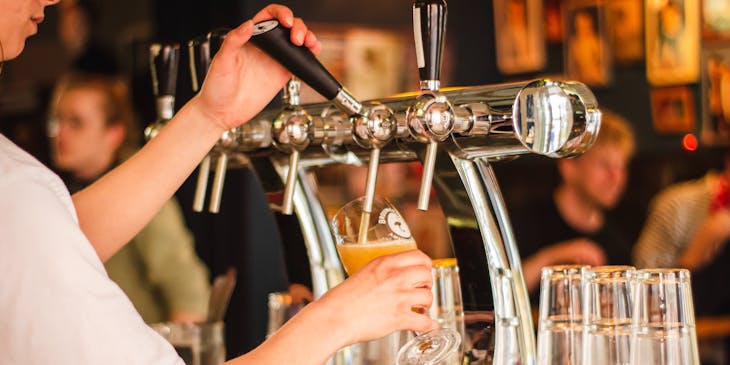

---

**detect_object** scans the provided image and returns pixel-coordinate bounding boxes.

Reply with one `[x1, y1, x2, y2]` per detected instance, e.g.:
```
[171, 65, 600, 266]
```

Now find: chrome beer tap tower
[154, 1, 602, 363]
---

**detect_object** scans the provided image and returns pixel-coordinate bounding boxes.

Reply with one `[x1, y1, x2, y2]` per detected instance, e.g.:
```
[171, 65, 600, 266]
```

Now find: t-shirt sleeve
[0, 175, 184, 365]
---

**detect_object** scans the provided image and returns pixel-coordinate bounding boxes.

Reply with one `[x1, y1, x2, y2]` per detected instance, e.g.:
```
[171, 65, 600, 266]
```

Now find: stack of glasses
[537, 265, 700, 365]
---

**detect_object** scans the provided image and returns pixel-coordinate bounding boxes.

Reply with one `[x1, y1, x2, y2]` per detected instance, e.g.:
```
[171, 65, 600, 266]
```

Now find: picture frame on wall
[702, 0, 730, 40]
[544, 0, 563, 43]
[493, 0, 547, 74]
[607, 0, 644, 63]
[701, 44, 730, 145]
[563, 0, 612, 86]
[296, 25, 416, 104]
[645, 0, 700, 86]
[650, 86, 696, 133]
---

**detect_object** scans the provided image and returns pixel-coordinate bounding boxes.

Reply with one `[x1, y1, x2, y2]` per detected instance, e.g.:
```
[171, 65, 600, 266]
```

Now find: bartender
[0, 2, 437, 364]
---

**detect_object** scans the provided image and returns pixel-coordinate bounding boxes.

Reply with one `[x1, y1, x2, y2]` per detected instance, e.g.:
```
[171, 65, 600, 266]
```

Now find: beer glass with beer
[331, 196, 461, 365]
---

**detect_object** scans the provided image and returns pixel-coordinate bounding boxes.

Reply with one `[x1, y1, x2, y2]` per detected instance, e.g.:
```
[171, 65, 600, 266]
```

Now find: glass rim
[540, 264, 588, 279]
[584, 265, 635, 279]
[333, 194, 391, 213]
[635, 268, 691, 283]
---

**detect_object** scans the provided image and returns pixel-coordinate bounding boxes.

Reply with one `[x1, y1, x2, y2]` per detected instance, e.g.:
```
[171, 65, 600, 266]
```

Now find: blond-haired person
[513, 111, 636, 292]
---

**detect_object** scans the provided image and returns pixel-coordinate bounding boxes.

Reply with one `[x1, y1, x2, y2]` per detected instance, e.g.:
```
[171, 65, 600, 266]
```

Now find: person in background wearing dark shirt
[512, 111, 636, 295]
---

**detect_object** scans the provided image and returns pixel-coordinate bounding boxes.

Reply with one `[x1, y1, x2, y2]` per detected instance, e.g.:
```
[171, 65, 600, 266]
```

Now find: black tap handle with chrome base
[150, 43, 180, 97]
[409, 0, 453, 211]
[413, 0, 447, 90]
[250, 20, 361, 115]
[146, 43, 180, 140]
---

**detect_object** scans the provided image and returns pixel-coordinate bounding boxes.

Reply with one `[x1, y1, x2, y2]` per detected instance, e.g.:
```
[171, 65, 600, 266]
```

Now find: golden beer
[336, 239, 417, 275]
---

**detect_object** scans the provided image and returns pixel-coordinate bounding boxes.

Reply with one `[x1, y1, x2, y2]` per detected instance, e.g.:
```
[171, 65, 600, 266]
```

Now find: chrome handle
[281, 150, 300, 215]
[209, 153, 228, 213]
[193, 155, 211, 212]
[362, 147, 381, 213]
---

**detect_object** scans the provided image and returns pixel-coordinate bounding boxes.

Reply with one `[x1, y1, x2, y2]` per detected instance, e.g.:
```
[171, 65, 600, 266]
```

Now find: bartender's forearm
[227, 300, 349, 365]
[72, 97, 224, 262]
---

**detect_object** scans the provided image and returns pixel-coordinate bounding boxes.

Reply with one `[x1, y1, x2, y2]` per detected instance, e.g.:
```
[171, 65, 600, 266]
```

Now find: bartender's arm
[72, 5, 320, 262]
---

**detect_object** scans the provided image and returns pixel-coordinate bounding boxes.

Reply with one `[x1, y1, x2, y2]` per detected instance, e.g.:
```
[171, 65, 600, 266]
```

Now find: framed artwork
[645, 0, 700, 86]
[701, 44, 730, 145]
[563, 0, 612, 86]
[650, 86, 696, 133]
[297, 25, 416, 104]
[544, 0, 563, 43]
[702, 0, 730, 39]
[343, 28, 413, 100]
[607, 0, 644, 63]
[493, 0, 547, 74]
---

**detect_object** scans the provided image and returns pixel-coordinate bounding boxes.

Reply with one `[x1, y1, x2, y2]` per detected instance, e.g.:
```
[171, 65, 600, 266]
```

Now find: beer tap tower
[160, 1, 601, 363]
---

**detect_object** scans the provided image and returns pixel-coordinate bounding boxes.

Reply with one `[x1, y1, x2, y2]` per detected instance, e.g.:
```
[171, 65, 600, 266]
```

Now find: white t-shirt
[0, 134, 184, 365]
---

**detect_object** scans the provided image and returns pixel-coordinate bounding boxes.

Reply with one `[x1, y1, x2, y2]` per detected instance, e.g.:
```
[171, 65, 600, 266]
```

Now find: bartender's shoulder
[0, 135, 69, 201]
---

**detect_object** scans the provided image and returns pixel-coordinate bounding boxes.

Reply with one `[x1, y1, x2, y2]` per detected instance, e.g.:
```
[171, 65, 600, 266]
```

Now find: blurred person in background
[48, 72, 211, 324]
[512, 111, 636, 295]
[633, 148, 730, 316]
[58, 0, 118, 75]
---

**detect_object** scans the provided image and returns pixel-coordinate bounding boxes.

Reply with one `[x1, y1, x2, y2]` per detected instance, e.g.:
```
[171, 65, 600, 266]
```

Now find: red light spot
[682, 134, 698, 151]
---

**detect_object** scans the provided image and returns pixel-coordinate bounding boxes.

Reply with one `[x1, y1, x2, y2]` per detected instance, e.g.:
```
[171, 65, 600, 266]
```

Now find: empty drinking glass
[582, 266, 635, 365]
[427, 258, 466, 364]
[331, 196, 461, 365]
[151, 321, 225, 365]
[537, 265, 588, 365]
[629, 269, 699, 365]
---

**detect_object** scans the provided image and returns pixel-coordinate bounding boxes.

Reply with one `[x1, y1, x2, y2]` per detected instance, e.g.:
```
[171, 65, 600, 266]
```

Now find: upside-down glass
[537, 265, 588, 365]
[582, 266, 635, 365]
[151, 321, 226, 365]
[629, 269, 699, 365]
[331, 196, 461, 365]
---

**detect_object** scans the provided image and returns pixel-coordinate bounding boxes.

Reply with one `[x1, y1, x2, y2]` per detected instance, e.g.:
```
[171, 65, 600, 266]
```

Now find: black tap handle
[189, 29, 228, 92]
[150, 43, 180, 97]
[250, 20, 341, 100]
[413, 0, 447, 84]
[208, 28, 228, 56]
[189, 36, 211, 92]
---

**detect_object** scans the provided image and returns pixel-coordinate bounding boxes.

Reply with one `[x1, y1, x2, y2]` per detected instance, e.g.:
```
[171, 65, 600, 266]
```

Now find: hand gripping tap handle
[410, 0, 452, 211]
[250, 20, 361, 116]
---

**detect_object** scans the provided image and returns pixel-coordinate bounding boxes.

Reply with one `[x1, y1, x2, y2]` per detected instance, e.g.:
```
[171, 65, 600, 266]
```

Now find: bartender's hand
[193, 4, 321, 132]
[313, 249, 438, 345]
